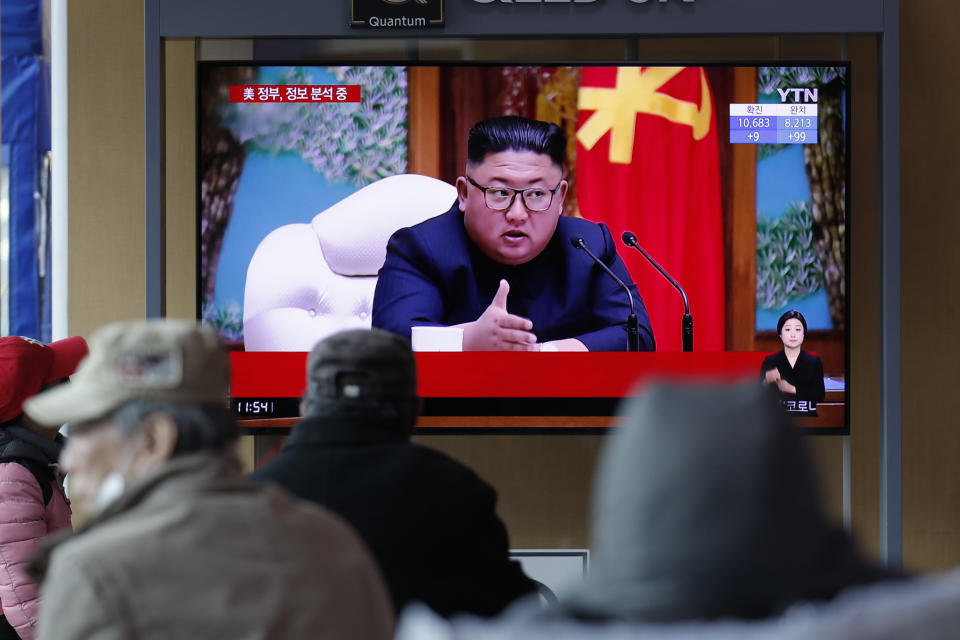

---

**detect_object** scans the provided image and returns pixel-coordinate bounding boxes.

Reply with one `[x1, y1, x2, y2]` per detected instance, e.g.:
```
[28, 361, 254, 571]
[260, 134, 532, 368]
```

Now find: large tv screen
[197, 62, 849, 429]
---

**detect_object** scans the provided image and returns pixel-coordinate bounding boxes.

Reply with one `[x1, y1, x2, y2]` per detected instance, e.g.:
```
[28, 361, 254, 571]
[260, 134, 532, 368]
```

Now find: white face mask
[91, 434, 144, 514]
[94, 471, 126, 512]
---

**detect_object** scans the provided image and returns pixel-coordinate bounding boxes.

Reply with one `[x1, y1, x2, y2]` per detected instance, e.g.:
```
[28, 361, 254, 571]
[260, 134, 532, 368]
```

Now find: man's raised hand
[460, 280, 538, 351]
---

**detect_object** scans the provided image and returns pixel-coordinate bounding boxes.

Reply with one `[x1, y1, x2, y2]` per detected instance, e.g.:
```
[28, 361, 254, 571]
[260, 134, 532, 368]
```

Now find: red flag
[576, 67, 725, 351]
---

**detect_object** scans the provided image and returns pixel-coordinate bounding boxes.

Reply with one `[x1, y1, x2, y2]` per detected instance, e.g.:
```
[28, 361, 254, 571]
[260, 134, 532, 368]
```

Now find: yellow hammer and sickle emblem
[577, 67, 712, 164]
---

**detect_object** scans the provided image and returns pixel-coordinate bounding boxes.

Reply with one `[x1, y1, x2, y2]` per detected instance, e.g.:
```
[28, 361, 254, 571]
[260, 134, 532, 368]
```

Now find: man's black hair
[776, 309, 808, 335]
[466, 116, 566, 168]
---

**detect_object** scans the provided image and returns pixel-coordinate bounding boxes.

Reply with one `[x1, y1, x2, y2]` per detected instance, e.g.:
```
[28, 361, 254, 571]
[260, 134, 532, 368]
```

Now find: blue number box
[730, 128, 819, 144]
[730, 129, 777, 144]
[729, 114, 819, 145]
[730, 115, 777, 130]
[776, 128, 818, 144]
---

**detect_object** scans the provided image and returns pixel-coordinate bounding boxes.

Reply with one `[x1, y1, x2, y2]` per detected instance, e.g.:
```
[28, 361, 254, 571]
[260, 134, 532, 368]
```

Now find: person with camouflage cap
[24, 319, 393, 640]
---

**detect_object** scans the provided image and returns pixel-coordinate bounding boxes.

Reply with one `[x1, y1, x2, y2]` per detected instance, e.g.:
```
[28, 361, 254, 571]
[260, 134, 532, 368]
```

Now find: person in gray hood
[559, 381, 900, 622]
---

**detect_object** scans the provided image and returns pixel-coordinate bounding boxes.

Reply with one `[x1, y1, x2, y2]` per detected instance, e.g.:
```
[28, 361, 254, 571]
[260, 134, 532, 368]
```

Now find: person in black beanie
[250, 328, 536, 617]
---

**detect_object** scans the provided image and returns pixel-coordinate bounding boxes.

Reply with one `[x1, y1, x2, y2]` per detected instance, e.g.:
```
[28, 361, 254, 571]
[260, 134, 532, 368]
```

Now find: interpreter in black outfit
[760, 310, 825, 405]
[249, 329, 536, 618]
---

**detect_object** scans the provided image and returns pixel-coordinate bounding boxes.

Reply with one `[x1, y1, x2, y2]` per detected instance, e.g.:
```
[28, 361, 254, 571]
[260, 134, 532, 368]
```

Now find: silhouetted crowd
[0, 321, 927, 640]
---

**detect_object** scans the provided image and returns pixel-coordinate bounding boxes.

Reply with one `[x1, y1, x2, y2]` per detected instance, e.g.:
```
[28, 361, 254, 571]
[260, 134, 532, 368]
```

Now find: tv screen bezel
[195, 59, 852, 433]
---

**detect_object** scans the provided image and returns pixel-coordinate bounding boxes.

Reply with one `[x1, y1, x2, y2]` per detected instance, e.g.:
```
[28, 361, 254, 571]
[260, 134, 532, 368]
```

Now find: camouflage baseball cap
[24, 319, 229, 426]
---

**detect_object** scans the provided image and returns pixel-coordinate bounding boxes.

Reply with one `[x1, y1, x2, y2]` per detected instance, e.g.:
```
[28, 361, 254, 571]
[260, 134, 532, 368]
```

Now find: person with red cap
[0, 335, 88, 640]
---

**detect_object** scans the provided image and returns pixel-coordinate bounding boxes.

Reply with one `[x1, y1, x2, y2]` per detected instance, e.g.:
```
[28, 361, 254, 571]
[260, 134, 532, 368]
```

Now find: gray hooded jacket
[561, 381, 897, 622]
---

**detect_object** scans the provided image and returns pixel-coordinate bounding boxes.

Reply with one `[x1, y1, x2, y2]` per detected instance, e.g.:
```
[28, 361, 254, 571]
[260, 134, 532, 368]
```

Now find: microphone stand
[571, 237, 641, 352]
[621, 231, 693, 352]
[627, 312, 640, 354]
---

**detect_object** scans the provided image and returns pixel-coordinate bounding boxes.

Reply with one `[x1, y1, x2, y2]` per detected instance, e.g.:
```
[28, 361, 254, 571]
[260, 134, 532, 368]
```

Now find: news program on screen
[197, 63, 848, 428]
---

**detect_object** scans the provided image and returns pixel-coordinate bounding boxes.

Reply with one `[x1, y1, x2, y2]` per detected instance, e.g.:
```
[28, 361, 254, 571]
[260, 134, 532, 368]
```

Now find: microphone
[621, 231, 693, 352]
[570, 236, 641, 352]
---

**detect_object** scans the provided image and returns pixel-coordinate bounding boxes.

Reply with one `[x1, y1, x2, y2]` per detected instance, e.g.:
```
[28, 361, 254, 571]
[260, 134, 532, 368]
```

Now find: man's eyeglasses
[465, 176, 562, 212]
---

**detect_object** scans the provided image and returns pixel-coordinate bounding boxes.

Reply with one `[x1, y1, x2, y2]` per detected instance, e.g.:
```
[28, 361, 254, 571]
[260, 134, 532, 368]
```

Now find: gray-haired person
[24, 319, 393, 640]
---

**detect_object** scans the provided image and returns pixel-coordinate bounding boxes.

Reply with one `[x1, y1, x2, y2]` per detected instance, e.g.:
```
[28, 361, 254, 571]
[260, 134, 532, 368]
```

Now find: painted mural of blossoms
[756, 201, 825, 310]
[219, 66, 408, 186]
[757, 66, 846, 329]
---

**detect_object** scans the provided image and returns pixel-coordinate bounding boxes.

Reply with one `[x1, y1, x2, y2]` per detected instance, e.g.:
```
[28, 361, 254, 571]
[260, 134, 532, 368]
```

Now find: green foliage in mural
[757, 142, 788, 162]
[757, 66, 845, 93]
[756, 65, 847, 329]
[756, 202, 825, 310]
[202, 299, 243, 344]
[220, 66, 408, 186]
[756, 66, 845, 166]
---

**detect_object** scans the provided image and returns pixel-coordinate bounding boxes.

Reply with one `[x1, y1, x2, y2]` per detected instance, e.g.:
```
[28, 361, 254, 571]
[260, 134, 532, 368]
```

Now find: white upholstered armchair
[242, 174, 457, 351]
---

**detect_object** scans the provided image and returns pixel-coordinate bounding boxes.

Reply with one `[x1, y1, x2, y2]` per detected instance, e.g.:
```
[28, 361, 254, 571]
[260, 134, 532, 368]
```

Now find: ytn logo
[777, 87, 819, 103]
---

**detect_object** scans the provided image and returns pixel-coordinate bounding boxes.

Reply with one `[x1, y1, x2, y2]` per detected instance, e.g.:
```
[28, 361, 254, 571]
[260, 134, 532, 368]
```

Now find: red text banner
[228, 85, 362, 103]
[230, 352, 768, 399]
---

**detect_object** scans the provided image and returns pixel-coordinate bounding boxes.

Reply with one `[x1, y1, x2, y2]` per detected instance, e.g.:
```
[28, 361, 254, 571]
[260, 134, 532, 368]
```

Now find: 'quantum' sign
[351, 0, 444, 28]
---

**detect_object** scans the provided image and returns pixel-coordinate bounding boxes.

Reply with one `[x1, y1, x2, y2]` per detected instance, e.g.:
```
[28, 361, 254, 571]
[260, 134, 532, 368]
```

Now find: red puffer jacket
[0, 462, 72, 640]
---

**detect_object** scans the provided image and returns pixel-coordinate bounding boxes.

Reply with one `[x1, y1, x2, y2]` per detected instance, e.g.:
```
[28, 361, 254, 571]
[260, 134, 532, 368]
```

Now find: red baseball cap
[0, 335, 89, 424]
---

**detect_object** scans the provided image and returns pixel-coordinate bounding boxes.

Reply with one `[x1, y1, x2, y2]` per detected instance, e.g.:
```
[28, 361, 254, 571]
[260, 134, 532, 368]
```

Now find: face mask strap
[92, 425, 148, 513]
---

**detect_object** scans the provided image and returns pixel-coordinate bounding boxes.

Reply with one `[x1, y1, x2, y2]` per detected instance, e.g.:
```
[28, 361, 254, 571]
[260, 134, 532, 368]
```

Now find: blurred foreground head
[302, 328, 418, 434]
[564, 381, 895, 622]
[24, 319, 236, 517]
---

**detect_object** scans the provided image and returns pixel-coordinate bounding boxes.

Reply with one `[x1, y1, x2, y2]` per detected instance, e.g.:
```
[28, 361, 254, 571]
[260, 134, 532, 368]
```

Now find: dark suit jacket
[249, 416, 536, 617]
[760, 350, 826, 403]
[371, 202, 655, 351]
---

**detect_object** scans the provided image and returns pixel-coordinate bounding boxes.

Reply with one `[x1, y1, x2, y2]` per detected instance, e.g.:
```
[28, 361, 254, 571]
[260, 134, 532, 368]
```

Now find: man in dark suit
[249, 328, 537, 617]
[372, 115, 655, 352]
